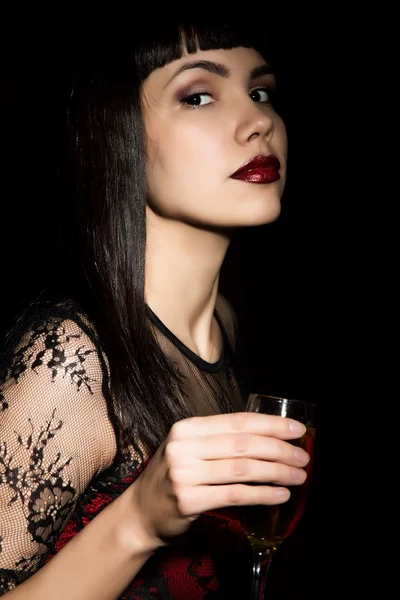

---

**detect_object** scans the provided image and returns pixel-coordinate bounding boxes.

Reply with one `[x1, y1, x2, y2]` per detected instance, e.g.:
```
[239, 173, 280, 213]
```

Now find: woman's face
[142, 46, 288, 229]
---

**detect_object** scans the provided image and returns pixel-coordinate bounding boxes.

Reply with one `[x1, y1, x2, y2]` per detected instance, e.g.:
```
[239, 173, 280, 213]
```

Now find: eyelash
[180, 87, 274, 108]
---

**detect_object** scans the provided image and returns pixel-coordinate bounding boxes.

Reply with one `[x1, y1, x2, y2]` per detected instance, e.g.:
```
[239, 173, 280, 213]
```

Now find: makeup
[231, 154, 280, 184]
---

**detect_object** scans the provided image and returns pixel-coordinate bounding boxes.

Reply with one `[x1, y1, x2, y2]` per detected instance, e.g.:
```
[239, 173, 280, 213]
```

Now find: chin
[242, 196, 282, 227]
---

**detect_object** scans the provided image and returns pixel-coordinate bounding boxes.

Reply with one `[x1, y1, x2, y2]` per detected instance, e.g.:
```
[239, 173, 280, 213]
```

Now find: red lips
[231, 154, 281, 184]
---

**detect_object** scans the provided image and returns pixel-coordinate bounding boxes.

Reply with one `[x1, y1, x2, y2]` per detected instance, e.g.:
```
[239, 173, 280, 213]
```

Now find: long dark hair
[23, 20, 276, 453]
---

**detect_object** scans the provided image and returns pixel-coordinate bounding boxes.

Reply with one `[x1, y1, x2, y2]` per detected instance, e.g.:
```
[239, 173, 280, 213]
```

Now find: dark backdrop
[1, 18, 341, 599]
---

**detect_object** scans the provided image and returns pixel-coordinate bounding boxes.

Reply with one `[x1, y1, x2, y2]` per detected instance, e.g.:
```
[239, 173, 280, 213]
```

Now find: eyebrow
[165, 60, 271, 87]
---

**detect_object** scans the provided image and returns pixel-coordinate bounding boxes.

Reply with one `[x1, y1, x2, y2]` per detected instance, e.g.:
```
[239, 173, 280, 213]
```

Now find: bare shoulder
[215, 292, 238, 351]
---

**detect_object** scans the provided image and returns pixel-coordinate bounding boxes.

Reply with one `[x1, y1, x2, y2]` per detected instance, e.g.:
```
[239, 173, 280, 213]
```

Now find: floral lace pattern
[5, 317, 97, 392]
[0, 411, 77, 592]
[0, 298, 248, 598]
[0, 309, 108, 593]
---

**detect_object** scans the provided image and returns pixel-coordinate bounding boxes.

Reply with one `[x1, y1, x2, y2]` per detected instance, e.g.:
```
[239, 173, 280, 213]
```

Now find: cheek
[276, 118, 288, 153]
[157, 123, 225, 176]
[145, 129, 204, 209]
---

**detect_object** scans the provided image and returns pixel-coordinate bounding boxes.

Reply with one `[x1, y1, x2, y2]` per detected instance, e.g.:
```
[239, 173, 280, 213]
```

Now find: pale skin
[7, 47, 309, 600]
[144, 46, 287, 360]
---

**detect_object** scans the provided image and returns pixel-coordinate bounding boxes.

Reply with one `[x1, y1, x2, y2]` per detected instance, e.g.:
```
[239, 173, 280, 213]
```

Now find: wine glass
[240, 394, 316, 600]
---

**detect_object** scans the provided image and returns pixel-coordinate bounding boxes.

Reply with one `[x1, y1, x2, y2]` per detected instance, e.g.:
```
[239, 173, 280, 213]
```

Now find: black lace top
[0, 295, 252, 598]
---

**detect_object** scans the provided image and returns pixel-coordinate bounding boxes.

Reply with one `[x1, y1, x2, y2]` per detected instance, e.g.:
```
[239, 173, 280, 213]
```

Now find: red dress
[0, 297, 252, 598]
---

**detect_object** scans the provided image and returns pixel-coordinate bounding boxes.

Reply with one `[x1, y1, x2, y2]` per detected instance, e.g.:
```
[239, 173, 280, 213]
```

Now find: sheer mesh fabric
[147, 294, 244, 417]
[0, 296, 250, 598]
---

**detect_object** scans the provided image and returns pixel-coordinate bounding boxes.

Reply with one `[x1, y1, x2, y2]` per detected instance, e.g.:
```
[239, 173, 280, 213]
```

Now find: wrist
[113, 483, 165, 558]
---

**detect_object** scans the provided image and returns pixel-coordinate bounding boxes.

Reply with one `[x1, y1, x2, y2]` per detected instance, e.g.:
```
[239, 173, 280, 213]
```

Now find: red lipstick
[231, 154, 281, 184]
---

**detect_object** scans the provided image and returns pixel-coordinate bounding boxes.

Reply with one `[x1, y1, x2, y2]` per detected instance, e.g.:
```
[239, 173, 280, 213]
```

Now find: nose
[235, 98, 274, 145]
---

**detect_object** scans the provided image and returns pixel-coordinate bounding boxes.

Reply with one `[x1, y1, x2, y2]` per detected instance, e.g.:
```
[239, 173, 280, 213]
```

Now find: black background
[0, 14, 346, 598]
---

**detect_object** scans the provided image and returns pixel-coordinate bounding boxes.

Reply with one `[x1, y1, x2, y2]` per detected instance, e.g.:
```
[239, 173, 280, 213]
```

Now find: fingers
[170, 457, 308, 487]
[172, 482, 291, 516]
[165, 433, 310, 464]
[169, 412, 306, 441]
[157, 413, 310, 524]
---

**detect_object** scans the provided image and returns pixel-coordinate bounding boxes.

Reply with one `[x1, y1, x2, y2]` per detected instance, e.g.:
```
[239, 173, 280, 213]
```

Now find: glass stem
[250, 544, 274, 600]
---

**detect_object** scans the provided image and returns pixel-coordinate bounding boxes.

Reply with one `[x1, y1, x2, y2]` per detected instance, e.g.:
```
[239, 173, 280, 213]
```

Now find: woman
[0, 19, 309, 599]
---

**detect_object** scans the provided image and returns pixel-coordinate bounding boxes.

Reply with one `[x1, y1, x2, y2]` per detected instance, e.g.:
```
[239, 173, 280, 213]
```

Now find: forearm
[5, 485, 158, 600]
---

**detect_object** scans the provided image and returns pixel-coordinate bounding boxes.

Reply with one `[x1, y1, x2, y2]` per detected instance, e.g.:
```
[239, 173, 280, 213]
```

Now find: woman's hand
[129, 412, 310, 547]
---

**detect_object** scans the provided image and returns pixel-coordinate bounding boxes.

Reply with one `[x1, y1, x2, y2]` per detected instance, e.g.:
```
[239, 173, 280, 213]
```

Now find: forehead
[142, 46, 269, 90]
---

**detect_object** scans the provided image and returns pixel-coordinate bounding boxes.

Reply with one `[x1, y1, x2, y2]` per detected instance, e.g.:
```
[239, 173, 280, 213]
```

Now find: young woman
[0, 19, 310, 599]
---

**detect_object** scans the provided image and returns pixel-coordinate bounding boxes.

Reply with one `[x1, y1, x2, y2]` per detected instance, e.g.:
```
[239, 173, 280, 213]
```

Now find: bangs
[134, 20, 274, 82]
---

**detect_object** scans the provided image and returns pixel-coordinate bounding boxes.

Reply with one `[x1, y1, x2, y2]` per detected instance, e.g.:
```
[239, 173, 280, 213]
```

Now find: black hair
[7, 19, 278, 453]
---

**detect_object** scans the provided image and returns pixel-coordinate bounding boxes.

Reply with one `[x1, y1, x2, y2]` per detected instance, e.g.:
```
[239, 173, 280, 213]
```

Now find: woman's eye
[181, 92, 213, 108]
[249, 87, 272, 103]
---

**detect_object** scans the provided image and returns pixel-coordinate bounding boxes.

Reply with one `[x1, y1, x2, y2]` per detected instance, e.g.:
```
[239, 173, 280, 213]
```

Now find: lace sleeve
[0, 316, 117, 594]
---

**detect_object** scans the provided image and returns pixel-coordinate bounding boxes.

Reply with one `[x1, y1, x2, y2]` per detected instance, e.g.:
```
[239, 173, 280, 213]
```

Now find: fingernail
[288, 419, 306, 434]
[294, 448, 309, 463]
[292, 468, 307, 483]
[274, 487, 290, 500]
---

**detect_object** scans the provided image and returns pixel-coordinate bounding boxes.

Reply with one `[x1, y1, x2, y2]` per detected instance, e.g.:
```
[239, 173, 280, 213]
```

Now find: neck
[145, 210, 231, 361]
